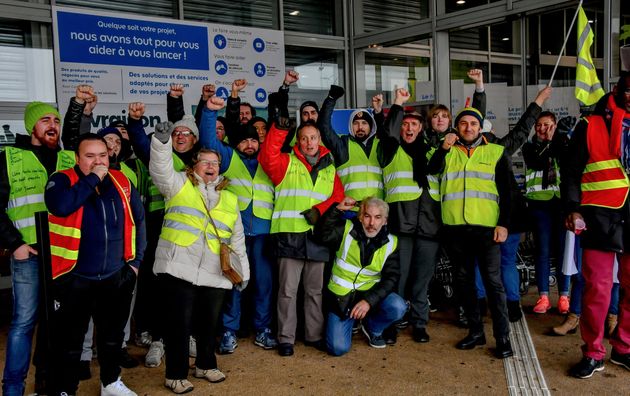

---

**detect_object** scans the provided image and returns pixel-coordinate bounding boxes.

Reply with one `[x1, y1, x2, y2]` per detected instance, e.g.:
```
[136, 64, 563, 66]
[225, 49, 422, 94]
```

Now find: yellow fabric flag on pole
[575, 6, 605, 105]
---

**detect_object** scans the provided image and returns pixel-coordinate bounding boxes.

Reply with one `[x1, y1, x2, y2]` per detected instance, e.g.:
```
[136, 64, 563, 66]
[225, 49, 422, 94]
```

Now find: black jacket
[314, 205, 400, 312]
[0, 135, 63, 252]
[561, 93, 630, 252]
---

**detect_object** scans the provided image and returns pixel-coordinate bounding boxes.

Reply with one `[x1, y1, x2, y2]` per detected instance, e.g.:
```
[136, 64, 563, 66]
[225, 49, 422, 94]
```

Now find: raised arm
[62, 85, 95, 150]
[126, 102, 151, 165]
[468, 69, 486, 117]
[167, 83, 185, 123]
[317, 85, 348, 167]
[194, 84, 216, 127]
[259, 122, 291, 186]
[225, 79, 247, 136]
[199, 96, 233, 174]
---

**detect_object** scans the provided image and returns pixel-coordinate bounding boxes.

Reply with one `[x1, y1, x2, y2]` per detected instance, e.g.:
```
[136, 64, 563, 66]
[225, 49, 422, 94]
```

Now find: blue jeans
[2, 254, 40, 396]
[326, 293, 407, 356]
[530, 206, 570, 294]
[223, 234, 274, 332]
[475, 232, 521, 302]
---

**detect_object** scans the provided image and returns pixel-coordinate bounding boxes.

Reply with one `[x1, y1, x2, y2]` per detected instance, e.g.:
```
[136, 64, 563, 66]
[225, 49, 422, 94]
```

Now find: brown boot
[606, 314, 618, 338]
[552, 313, 580, 336]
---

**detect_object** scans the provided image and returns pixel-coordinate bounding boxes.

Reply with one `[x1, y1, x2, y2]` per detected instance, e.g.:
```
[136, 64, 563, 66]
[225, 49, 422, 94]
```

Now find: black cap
[300, 101, 319, 114]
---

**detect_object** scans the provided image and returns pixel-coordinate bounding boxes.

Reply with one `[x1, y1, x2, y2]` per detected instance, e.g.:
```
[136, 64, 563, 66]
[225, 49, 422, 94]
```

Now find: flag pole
[548, 0, 584, 87]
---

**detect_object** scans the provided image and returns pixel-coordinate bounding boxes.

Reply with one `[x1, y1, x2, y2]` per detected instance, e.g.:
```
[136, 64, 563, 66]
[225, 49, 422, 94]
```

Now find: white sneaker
[189, 336, 196, 358]
[101, 377, 137, 396]
[194, 367, 226, 383]
[145, 340, 165, 368]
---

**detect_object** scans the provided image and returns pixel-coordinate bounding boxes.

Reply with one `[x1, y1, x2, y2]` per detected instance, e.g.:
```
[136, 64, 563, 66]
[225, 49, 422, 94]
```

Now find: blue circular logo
[214, 34, 227, 49]
[255, 88, 267, 103]
[253, 38, 265, 53]
[215, 60, 228, 75]
[254, 63, 266, 77]
[216, 87, 229, 99]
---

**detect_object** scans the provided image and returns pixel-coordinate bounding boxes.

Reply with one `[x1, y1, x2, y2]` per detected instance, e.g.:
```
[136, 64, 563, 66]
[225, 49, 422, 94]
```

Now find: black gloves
[327, 85, 345, 101]
[154, 121, 174, 144]
[300, 208, 320, 225]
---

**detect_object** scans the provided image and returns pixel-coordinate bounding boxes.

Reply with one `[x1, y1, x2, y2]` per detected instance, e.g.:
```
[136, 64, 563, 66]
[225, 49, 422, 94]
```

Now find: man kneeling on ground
[314, 196, 407, 356]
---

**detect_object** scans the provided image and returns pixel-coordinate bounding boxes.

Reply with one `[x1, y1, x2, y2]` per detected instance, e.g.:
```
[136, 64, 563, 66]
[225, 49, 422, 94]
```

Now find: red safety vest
[49, 168, 136, 279]
[580, 116, 630, 209]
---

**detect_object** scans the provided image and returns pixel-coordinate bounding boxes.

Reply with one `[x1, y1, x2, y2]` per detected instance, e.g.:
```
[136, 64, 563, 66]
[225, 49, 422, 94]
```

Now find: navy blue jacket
[45, 166, 146, 280]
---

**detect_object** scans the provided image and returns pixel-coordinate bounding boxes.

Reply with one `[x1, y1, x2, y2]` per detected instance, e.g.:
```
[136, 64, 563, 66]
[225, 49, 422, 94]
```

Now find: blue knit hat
[454, 107, 484, 127]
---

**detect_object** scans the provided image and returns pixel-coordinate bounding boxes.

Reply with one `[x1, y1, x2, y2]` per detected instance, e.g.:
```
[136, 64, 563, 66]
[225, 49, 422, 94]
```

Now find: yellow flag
[575, 6, 605, 106]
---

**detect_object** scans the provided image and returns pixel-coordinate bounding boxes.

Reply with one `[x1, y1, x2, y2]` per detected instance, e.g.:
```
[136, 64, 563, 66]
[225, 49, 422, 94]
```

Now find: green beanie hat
[24, 101, 61, 135]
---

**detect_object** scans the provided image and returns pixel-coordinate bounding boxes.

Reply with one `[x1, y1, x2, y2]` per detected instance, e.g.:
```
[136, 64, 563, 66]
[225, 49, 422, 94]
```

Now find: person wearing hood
[149, 121, 249, 393]
[97, 126, 137, 187]
[1, 102, 75, 396]
[561, 72, 630, 379]
[318, 85, 384, 201]
[199, 96, 278, 354]
[259, 114, 345, 357]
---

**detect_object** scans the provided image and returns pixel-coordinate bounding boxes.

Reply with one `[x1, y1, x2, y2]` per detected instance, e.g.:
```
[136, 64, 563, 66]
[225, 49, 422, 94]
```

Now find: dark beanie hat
[231, 123, 260, 148]
[403, 111, 424, 123]
[97, 126, 122, 140]
[217, 116, 227, 126]
[300, 101, 319, 114]
[352, 110, 374, 129]
[108, 120, 128, 130]
[454, 107, 484, 126]
[249, 116, 267, 127]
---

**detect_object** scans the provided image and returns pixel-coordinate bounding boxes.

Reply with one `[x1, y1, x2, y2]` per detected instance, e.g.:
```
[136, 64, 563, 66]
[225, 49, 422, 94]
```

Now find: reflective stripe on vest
[223, 153, 274, 220]
[6, 147, 75, 244]
[525, 160, 560, 201]
[160, 180, 238, 254]
[425, 146, 441, 201]
[270, 154, 335, 234]
[580, 116, 630, 208]
[336, 139, 384, 200]
[327, 221, 397, 296]
[441, 143, 503, 227]
[382, 147, 421, 203]
[49, 168, 136, 279]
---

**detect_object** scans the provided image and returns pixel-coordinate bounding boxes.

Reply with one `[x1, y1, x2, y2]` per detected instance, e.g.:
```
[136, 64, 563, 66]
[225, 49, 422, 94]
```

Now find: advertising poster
[52, 6, 285, 131]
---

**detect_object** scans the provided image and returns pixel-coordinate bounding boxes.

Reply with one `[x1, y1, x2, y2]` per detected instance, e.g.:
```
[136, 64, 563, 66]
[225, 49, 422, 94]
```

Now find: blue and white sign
[254, 63, 266, 77]
[255, 88, 267, 103]
[52, 6, 285, 126]
[253, 38, 265, 53]
[214, 34, 227, 49]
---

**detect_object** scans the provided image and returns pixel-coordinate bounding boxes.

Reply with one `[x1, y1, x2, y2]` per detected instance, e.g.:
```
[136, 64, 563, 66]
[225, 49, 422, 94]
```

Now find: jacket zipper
[99, 199, 108, 279]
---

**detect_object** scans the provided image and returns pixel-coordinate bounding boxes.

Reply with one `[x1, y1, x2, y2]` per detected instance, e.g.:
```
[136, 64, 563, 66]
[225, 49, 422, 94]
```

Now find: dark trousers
[134, 210, 164, 339]
[160, 274, 227, 379]
[445, 225, 509, 340]
[49, 265, 136, 395]
[397, 235, 440, 329]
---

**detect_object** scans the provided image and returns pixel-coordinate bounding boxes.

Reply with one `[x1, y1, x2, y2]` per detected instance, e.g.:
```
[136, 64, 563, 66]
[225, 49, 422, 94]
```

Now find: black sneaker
[361, 324, 386, 349]
[569, 357, 604, 379]
[78, 360, 92, 381]
[507, 300, 523, 323]
[611, 349, 630, 371]
[383, 325, 398, 345]
[119, 347, 139, 369]
[395, 320, 409, 330]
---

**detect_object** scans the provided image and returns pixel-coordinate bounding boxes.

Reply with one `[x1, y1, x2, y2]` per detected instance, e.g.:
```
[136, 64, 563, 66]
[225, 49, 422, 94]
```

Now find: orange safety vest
[580, 116, 630, 209]
[49, 168, 136, 279]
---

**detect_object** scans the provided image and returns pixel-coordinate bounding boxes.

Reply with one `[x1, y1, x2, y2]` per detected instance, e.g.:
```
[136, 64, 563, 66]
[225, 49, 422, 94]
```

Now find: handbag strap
[196, 186, 222, 239]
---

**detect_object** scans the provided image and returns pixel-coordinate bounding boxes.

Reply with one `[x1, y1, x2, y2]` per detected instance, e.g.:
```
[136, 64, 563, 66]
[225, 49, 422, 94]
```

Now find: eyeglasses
[198, 160, 220, 166]
[172, 130, 193, 137]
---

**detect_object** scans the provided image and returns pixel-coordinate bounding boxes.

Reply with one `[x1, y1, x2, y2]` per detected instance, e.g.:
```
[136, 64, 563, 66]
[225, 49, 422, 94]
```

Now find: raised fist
[201, 84, 216, 101]
[169, 84, 185, 98]
[128, 102, 145, 120]
[206, 96, 226, 111]
[467, 69, 484, 84]
[83, 94, 98, 115]
[394, 88, 410, 106]
[327, 85, 345, 100]
[284, 70, 299, 85]
[371, 94, 384, 114]
[232, 79, 248, 93]
[154, 121, 174, 144]
[75, 85, 95, 104]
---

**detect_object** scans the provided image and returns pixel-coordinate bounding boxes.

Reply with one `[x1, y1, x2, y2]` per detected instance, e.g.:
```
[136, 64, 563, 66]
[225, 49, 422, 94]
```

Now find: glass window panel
[56, 0, 176, 18]
[450, 27, 488, 51]
[445, 0, 500, 14]
[285, 46, 344, 110]
[539, 10, 565, 56]
[490, 21, 520, 55]
[359, 0, 427, 33]
[283, 0, 339, 36]
[184, 0, 277, 29]
[0, 19, 55, 104]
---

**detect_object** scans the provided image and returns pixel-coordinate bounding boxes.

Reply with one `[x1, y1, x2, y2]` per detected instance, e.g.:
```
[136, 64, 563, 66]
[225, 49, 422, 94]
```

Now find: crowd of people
[1, 68, 629, 396]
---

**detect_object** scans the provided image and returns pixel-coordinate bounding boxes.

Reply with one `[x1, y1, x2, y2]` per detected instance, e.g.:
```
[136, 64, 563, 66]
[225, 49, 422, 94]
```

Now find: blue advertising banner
[56, 11, 209, 70]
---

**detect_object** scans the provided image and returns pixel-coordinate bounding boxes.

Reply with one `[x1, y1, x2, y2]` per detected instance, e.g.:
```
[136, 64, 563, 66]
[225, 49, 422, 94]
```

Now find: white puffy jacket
[149, 136, 249, 289]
